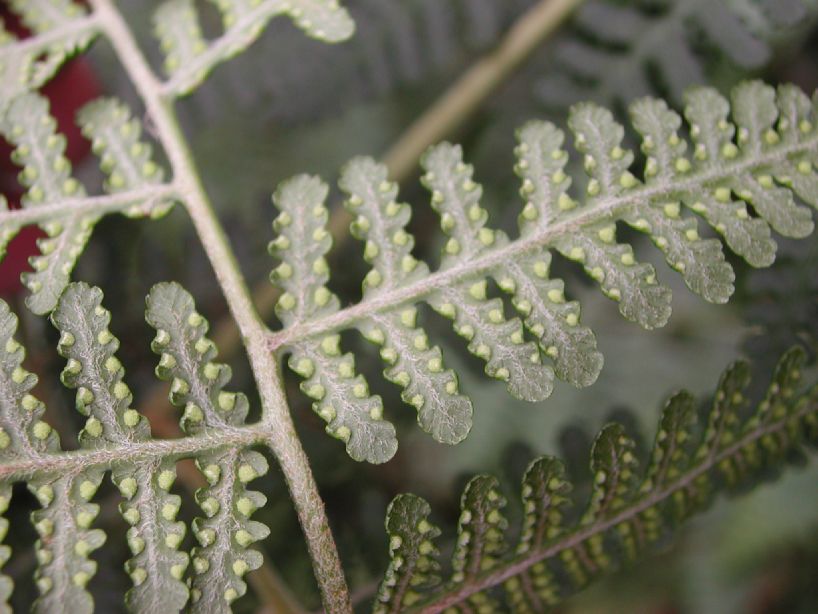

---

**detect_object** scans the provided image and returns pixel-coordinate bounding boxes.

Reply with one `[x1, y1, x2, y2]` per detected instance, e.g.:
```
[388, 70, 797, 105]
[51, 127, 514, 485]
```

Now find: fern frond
[146, 282, 270, 608]
[0, 93, 95, 315]
[155, 0, 355, 97]
[0, 0, 358, 317]
[0, 298, 105, 612]
[339, 158, 473, 444]
[0, 93, 174, 315]
[373, 347, 818, 612]
[77, 98, 174, 218]
[421, 144, 555, 400]
[184, 0, 535, 124]
[270, 175, 397, 463]
[374, 494, 441, 613]
[52, 283, 190, 612]
[0, 196, 16, 263]
[0, 283, 270, 612]
[268, 80, 818, 463]
[0, 1, 98, 112]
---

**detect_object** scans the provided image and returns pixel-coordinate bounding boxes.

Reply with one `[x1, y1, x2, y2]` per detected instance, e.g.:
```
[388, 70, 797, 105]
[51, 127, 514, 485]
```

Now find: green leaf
[8, 0, 86, 32]
[340, 157, 472, 444]
[421, 143, 555, 401]
[0, 298, 105, 613]
[146, 282, 250, 432]
[580, 424, 640, 565]
[452, 476, 508, 582]
[2, 0, 96, 109]
[153, 0, 207, 79]
[562, 103, 673, 328]
[53, 284, 189, 612]
[0, 27, 34, 114]
[209, 0, 354, 42]
[682, 87, 778, 267]
[267, 80, 818, 461]
[146, 282, 270, 608]
[505, 457, 571, 612]
[30, 472, 106, 614]
[376, 348, 818, 612]
[640, 391, 696, 494]
[727, 82, 814, 238]
[775, 85, 818, 209]
[77, 98, 174, 219]
[189, 447, 270, 609]
[158, 0, 355, 96]
[0, 93, 97, 315]
[0, 195, 20, 262]
[0, 301, 59, 459]
[269, 175, 397, 463]
[374, 494, 441, 614]
[626, 97, 735, 303]
[451, 475, 507, 610]
[512, 121, 603, 386]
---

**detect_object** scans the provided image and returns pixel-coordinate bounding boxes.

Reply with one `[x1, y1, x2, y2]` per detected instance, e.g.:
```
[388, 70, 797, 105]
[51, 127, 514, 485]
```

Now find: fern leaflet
[0, 0, 97, 113]
[154, 0, 355, 97]
[0, 0, 357, 317]
[0, 284, 269, 613]
[268, 80, 818, 463]
[0, 93, 174, 315]
[374, 347, 818, 612]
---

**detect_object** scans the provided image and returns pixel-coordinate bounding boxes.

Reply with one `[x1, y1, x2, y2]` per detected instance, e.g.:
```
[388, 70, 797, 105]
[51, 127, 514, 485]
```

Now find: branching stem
[0, 426, 263, 482]
[0, 13, 100, 56]
[0, 185, 177, 225]
[89, 1, 352, 611]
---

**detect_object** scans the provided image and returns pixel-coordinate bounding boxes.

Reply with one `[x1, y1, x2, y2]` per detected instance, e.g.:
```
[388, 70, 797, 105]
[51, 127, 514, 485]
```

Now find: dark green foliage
[374, 348, 818, 612]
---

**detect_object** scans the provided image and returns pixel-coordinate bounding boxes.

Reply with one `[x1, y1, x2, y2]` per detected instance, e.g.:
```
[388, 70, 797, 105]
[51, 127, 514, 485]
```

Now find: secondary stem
[382, 0, 584, 181]
[90, 1, 352, 611]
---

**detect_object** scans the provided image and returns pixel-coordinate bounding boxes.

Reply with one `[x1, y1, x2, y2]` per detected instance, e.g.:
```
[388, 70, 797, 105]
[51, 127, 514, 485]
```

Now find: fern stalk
[89, 0, 353, 611]
[382, 0, 584, 181]
[0, 427, 264, 483]
[1, 13, 99, 56]
[0, 185, 178, 227]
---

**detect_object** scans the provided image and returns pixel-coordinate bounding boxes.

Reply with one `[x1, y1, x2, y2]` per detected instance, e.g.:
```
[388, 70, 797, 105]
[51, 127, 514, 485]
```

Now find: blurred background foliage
[2, 0, 818, 612]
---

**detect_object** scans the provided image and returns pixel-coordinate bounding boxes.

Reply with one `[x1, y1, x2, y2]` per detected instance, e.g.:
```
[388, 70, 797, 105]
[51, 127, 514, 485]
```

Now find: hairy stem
[0, 185, 177, 226]
[90, 1, 351, 611]
[412, 390, 818, 612]
[0, 13, 100, 54]
[382, 0, 584, 182]
[0, 426, 263, 482]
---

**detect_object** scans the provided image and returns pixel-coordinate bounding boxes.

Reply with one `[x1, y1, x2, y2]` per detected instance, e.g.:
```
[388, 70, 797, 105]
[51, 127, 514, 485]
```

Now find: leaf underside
[0, 283, 269, 613]
[269, 79, 818, 463]
[374, 347, 818, 612]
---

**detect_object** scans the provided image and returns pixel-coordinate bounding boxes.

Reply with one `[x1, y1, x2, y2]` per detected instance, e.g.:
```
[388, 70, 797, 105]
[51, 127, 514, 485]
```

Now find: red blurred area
[0, 6, 100, 297]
